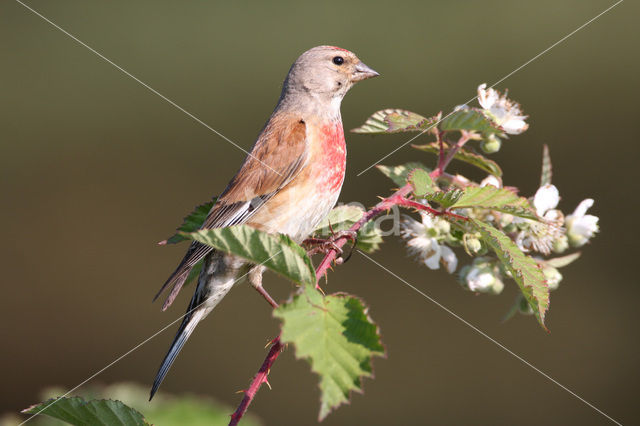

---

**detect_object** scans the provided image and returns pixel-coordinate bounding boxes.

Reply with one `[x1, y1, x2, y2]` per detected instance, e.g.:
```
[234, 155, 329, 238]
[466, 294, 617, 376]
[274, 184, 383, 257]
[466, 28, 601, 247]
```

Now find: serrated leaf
[412, 142, 503, 177]
[425, 187, 538, 220]
[494, 205, 540, 221]
[351, 109, 438, 134]
[468, 219, 549, 328]
[449, 187, 538, 220]
[22, 397, 149, 426]
[314, 205, 364, 235]
[540, 144, 552, 186]
[424, 189, 464, 208]
[440, 108, 500, 135]
[313, 205, 383, 253]
[33, 382, 261, 426]
[544, 252, 581, 268]
[376, 162, 431, 187]
[407, 168, 433, 197]
[274, 285, 384, 420]
[450, 186, 525, 209]
[184, 225, 315, 285]
[161, 200, 215, 245]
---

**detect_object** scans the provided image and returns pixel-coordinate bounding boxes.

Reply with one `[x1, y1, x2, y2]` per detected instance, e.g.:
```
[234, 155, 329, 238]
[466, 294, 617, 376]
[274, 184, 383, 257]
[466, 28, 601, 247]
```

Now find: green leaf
[467, 219, 549, 328]
[376, 162, 431, 187]
[161, 200, 215, 245]
[314, 205, 364, 235]
[450, 186, 526, 209]
[407, 168, 433, 197]
[440, 108, 501, 135]
[412, 142, 503, 177]
[425, 186, 538, 220]
[313, 205, 383, 253]
[351, 109, 439, 134]
[540, 144, 552, 186]
[424, 189, 464, 209]
[274, 285, 384, 420]
[544, 252, 581, 268]
[31, 383, 261, 426]
[22, 397, 149, 426]
[184, 225, 316, 286]
[356, 220, 384, 253]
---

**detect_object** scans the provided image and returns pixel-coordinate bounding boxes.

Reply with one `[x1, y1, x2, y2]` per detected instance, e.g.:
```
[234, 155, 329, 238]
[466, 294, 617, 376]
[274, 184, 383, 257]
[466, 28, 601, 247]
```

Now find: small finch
[150, 46, 378, 399]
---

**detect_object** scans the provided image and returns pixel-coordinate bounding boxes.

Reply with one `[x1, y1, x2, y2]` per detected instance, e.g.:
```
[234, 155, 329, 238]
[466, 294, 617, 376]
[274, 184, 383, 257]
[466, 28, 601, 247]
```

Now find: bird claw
[303, 230, 358, 262]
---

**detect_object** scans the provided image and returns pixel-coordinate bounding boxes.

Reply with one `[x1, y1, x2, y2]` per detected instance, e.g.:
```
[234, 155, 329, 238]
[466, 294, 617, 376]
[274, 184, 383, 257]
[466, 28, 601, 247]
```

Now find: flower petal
[533, 184, 560, 216]
[440, 245, 458, 273]
[572, 198, 594, 218]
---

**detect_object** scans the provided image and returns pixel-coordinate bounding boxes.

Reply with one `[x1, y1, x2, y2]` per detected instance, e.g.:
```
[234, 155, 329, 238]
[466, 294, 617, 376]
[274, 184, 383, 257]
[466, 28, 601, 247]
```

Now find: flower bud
[433, 218, 451, 235]
[499, 213, 514, 228]
[542, 266, 562, 291]
[552, 235, 569, 254]
[481, 134, 502, 154]
[465, 237, 482, 254]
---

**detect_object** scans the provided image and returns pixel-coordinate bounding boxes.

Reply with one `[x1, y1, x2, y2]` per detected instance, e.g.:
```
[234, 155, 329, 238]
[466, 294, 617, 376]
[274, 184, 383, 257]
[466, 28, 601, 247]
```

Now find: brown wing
[155, 115, 308, 309]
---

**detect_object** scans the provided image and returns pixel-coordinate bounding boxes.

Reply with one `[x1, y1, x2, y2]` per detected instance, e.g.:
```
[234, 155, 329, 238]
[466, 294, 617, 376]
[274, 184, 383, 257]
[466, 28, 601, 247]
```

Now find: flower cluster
[399, 84, 599, 310]
[401, 212, 458, 273]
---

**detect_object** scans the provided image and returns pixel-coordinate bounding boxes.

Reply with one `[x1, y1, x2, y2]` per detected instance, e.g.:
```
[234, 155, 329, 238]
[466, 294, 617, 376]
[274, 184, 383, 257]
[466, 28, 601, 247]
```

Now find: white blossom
[401, 213, 458, 273]
[533, 184, 560, 217]
[566, 199, 599, 247]
[513, 184, 566, 255]
[461, 262, 504, 294]
[477, 83, 529, 135]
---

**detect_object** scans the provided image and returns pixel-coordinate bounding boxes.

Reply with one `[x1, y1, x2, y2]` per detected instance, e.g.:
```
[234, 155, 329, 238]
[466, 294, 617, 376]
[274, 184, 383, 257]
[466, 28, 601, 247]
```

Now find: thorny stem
[229, 335, 283, 426]
[231, 134, 470, 423]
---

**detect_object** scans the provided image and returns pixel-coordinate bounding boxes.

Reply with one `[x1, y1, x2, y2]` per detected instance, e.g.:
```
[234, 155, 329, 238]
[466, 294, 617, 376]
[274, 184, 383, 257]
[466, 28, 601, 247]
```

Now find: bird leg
[248, 265, 278, 309]
[303, 229, 358, 262]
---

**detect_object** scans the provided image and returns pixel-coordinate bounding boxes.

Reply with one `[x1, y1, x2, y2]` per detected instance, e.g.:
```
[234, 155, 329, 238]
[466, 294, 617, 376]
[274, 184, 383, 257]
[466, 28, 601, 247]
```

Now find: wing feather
[155, 115, 308, 309]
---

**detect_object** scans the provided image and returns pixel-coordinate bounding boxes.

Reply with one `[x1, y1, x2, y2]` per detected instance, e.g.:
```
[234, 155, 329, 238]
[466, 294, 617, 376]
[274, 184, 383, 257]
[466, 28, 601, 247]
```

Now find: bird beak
[352, 61, 380, 82]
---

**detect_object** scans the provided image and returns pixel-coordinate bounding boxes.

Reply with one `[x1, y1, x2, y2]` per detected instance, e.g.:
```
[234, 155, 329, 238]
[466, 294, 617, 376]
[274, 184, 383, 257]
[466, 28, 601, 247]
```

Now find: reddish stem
[229, 336, 283, 426]
[315, 184, 413, 285]
[231, 143, 472, 422]
[440, 131, 471, 173]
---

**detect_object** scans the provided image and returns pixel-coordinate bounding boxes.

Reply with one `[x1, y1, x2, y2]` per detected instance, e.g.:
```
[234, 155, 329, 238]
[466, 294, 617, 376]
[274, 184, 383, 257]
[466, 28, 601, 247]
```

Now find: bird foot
[303, 230, 358, 262]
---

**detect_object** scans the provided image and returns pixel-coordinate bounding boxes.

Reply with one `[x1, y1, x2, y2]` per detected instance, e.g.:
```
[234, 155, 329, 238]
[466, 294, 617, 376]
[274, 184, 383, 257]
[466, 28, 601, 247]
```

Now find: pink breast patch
[317, 122, 347, 192]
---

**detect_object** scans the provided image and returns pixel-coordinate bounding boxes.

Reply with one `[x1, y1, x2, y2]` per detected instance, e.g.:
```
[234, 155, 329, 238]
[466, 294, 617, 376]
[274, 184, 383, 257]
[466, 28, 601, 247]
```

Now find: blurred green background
[1, 0, 638, 424]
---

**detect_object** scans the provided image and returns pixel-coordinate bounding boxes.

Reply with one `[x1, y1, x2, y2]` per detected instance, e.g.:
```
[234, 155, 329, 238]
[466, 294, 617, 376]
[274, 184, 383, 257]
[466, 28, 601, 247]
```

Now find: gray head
[278, 46, 379, 113]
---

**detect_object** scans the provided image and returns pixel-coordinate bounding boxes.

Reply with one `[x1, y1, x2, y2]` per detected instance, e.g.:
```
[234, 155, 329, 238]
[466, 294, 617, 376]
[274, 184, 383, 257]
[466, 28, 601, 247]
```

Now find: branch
[229, 335, 283, 426]
[431, 130, 472, 178]
[315, 171, 466, 284]
[230, 159, 469, 423]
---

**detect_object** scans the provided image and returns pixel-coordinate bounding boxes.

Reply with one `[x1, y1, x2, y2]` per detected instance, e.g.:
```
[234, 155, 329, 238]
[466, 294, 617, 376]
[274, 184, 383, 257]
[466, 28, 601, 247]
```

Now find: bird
[149, 45, 379, 399]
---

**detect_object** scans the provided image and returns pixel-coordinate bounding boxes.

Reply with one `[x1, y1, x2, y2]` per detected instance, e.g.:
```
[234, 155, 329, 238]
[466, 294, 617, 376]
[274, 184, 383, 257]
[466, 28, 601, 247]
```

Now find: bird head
[281, 45, 379, 109]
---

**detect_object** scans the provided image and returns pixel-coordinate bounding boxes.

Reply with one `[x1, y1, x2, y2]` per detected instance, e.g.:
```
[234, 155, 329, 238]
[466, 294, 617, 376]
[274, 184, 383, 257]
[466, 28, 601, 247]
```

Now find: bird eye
[332, 56, 344, 65]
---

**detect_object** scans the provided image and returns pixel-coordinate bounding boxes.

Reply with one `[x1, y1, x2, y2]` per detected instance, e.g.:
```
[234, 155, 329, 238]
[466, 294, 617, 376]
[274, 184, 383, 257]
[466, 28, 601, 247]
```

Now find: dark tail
[153, 242, 213, 310]
[149, 307, 205, 400]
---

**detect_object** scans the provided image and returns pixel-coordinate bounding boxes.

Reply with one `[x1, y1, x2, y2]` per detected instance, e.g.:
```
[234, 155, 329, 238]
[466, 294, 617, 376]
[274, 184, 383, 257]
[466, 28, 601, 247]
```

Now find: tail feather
[150, 253, 244, 400]
[149, 308, 205, 400]
[153, 242, 214, 308]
